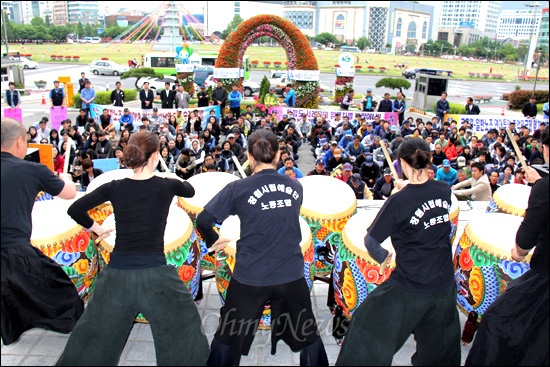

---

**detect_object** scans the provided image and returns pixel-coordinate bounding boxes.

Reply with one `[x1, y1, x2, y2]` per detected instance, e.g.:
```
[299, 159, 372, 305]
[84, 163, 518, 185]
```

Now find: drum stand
[314, 272, 348, 345]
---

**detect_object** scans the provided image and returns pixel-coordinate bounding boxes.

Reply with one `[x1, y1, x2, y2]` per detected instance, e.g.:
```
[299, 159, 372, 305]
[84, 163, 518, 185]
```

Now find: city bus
[142, 51, 251, 80]
[340, 46, 360, 53]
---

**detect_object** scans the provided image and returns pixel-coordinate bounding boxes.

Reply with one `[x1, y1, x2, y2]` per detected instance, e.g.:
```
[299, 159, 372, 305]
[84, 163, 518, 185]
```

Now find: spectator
[521, 96, 538, 118]
[50, 80, 66, 108]
[392, 92, 406, 126]
[52, 145, 64, 175]
[436, 159, 457, 186]
[373, 168, 395, 200]
[489, 171, 500, 194]
[361, 88, 377, 112]
[400, 120, 414, 137]
[359, 155, 380, 188]
[465, 97, 480, 115]
[78, 72, 88, 93]
[347, 173, 373, 200]
[452, 162, 492, 201]
[307, 158, 329, 176]
[114, 147, 127, 169]
[498, 164, 514, 185]
[345, 135, 364, 162]
[340, 89, 355, 111]
[450, 168, 468, 186]
[377, 92, 393, 113]
[277, 157, 303, 178]
[95, 131, 114, 159]
[338, 130, 354, 151]
[80, 80, 96, 118]
[4, 81, 21, 109]
[139, 82, 155, 110]
[372, 139, 390, 168]
[119, 108, 134, 133]
[443, 139, 459, 163]
[110, 81, 125, 107]
[435, 92, 450, 127]
[335, 163, 353, 183]
[160, 82, 175, 109]
[175, 148, 196, 180]
[282, 83, 296, 107]
[80, 158, 103, 190]
[264, 87, 280, 108]
[226, 133, 244, 162]
[175, 85, 190, 109]
[211, 146, 229, 172]
[315, 138, 330, 161]
[228, 85, 243, 118]
[533, 122, 546, 140]
[513, 169, 528, 185]
[326, 148, 350, 173]
[211, 81, 228, 117]
[157, 146, 175, 173]
[75, 109, 88, 130]
[426, 166, 436, 180]
[99, 109, 114, 133]
[432, 143, 447, 167]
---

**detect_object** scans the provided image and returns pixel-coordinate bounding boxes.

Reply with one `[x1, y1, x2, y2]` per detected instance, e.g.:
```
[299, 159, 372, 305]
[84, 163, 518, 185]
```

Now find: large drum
[99, 205, 201, 322]
[486, 184, 531, 217]
[86, 169, 173, 225]
[454, 212, 531, 316]
[31, 199, 98, 301]
[177, 172, 240, 271]
[35, 191, 54, 201]
[215, 215, 314, 329]
[334, 210, 396, 319]
[299, 176, 357, 276]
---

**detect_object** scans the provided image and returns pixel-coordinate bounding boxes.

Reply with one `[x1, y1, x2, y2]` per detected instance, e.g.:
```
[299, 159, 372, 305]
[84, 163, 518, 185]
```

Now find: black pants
[230, 107, 241, 119]
[56, 265, 209, 366]
[208, 277, 328, 366]
[336, 281, 461, 366]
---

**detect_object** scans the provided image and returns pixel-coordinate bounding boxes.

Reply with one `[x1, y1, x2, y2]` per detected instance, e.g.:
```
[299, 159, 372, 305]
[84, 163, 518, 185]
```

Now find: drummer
[336, 138, 461, 366]
[196, 129, 328, 366]
[56, 131, 209, 366]
[466, 126, 549, 366]
[1, 118, 81, 346]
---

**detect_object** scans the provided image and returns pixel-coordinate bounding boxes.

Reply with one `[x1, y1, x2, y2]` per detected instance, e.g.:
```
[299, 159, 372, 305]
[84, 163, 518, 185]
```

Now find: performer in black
[197, 129, 328, 366]
[465, 126, 549, 366]
[110, 81, 125, 107]
[1, 118, 81, 345]
[56, 132, 209, 366]
[336, 138, 461, 366]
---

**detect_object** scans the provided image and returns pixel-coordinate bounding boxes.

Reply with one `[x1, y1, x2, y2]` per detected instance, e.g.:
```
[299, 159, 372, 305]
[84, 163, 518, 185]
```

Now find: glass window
[407, 21, 417, 39]
[396, 17, 402, 37]
[422, 21, 427, 39]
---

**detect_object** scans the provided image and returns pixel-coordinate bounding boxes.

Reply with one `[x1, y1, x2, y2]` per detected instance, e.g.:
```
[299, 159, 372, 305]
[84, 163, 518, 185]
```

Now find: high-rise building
[282, 1, 434, 52]
[2, 1, 24, 23]
[428, 1, 501, 36]
[537, 7, 549, 52]
[497, 9, 542, 40]
[51, 0, 67, 26]
[18, 1, 51, 24]
[67, 1, 100, 24]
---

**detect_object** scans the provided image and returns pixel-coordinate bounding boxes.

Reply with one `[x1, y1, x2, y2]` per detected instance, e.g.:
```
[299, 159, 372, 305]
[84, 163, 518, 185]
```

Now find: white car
[89, 60, 129, 76]
[203, 75, 260, 97]
[11, 56, 38, 69]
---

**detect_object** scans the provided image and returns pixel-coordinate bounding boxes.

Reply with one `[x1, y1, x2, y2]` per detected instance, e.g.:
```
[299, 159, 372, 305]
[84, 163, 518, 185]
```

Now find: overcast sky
[101, 1, 204, 14]
[499, 1, 549, 10]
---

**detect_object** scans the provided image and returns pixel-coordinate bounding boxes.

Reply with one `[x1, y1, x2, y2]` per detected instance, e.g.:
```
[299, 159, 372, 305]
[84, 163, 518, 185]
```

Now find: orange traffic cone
[41, 93, 46, 105]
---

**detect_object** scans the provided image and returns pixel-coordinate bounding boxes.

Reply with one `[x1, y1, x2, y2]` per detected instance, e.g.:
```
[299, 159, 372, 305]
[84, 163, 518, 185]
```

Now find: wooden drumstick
[378, 256, 390, 275]
[94, 232, 108, 245]
[380, 140, 398, 180]
[63, 138, 73, 175]
[158, 154, 171, 173]
[505, 128, 528, 168]
[232, 155, 247, 178]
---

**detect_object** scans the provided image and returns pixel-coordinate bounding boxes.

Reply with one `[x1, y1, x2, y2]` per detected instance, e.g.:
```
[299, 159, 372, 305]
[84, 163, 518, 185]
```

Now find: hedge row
[72, 89, 137, 109]
[432, 101, 466, 115]
[506, 89, 549, 110]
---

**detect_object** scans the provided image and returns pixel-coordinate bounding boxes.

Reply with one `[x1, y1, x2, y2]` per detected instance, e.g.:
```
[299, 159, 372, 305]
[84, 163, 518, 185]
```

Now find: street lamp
[523, 2, 541, 77]
[1, 8, 10, 58]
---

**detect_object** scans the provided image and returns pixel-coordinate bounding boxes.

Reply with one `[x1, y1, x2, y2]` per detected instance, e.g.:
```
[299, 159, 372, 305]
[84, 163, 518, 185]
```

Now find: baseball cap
[335, 112, 341, 116]
[227, 133, 235, 139]
[366, 88, 372, 92]
[366, 122, 373, 126]
[232, 127, 241, 133]
[351, 173, 362, 184]
[330, 140, 338, 146]
[200, 84, 206, 88]
[466, 128, 473, 134]
[123, 108, 129, 112]
[457, 156, 466, 168]
[383, 168, 392, 176]
[319, 138, 328, 145]
[403, 120, 410, 125]
[153, 107, 158, 111]
[395, 132, 402, 138]
[269, 86, 275, 91]
[442, 159, 451, 167]
[390, 125, 398, 131]
[282, 114, 288, 118]
[346, 130, 353, 136]
[315, 158, 325, 165]
[365, 155, 374, 166]
[343, 163, 353, 171]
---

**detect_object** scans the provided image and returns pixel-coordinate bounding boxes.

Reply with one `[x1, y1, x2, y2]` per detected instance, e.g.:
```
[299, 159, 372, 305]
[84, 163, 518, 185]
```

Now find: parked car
[11, 56, 38, 69]
[89, 60, 129, 76]
[269, 71, 332, 96]
[203, 75, 260, 97]
[402, 68, 420, 79]
[402, 67, 453, 79]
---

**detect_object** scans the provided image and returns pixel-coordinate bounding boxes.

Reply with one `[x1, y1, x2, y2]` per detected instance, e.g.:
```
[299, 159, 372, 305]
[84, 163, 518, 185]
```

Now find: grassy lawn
[13, 42, 550, 82]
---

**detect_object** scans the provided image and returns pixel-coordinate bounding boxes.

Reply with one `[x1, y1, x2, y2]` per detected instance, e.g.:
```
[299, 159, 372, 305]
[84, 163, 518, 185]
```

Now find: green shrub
[72, 89, 137, 109]
[258, 76, 270, 104]
[432, 101, 465, 114]
[507, 89, 549, 109]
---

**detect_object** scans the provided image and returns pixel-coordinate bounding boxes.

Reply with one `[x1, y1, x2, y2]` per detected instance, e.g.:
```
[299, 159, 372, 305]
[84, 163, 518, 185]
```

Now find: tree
[375, 78, 411, 97]
[84, 23, 93, 37]
[30, 16, 45, 28]
[314, 32, 339, 46]
[221, 15, 244, 39]
[258, 76, 271, 104]
[356, 37, 371, 51]
[121, 68, 164, 89]
[75, 22, 85, 38]
[50, 25, 69, 41]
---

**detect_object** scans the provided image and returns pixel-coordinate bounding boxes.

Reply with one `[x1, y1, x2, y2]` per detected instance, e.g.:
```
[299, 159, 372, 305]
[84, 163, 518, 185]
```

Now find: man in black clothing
[139, 82, 155, 110]
[432, 143, 447, 167]
[373, 168, 395, 200]
[160, 82, 175, 109]
[307, 159, 329, 176]
[197, 85, 210, 108]
[212, 81, 228, 117]
[277, 114, 290, 135]
[1, 118, 82, 346]
[377, 92, 393, 113]
[465, 97, 480, 115]
[78, 72, 88, 93]
[221, 111, 235, 135]
[326, 148, 351, 173]
[49, 80, 66, 108]
[522, 96, 538, 118]
[110, 81, 125, 107]
[359, 155, 380, 188]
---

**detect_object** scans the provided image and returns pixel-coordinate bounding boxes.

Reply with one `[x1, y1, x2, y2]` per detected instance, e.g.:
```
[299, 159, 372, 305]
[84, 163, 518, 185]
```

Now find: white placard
[213, 68, 241, 78]
[336, 68, 355, 77]
[287, 69, 320, 81]
[175, 64, 194, 72]
[338, 52, 354, 68]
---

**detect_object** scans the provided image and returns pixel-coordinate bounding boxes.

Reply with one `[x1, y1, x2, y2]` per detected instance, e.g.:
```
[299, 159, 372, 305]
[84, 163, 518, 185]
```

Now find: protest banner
[29, 143, 54, 171]
[267, 106, 398, 126]
[90, 104, 220, 131]
[3, 108, 23, 122]
[50, 107, 68, 131]
[444, 114, 544, 134]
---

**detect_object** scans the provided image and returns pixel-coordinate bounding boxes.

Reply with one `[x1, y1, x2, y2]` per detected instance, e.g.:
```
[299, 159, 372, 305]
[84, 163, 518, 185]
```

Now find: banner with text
[50, 107, 68, 131]
[444, 114, 544, 134]
[287, 70, 320, 81]
[3, 108, 23, 122]
[268, 106, 398, 126]
[90, 104, 220, 131]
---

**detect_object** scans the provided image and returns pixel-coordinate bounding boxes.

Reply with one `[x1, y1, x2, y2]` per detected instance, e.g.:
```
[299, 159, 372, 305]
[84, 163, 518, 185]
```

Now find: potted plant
[379, 66, 387, 73]
[263, 61, 271, 68]
[73, 55, 80, 61]
[101, 57, 109, 60]
[355, 65, 362, 72]
[56, 55, 64, 61]
[250, 60, 259, 68]
[468, 72, 475, 77]
[50, 54, 57, 61]
[65, 55, 72, 61]
[368, 65, 376, 72]
[273, 61, 282, 69]
[34, 80, 47, 89]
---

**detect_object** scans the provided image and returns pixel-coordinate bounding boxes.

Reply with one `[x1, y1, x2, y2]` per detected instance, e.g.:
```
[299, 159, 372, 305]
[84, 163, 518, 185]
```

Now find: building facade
[437, 27, 493, 47]
[427, 1, 501, 36]
[2, 1, 24, 23]
[51, 0, 67, 25]
[497, 8, 542, 40]
[67, 1, 100, 24]
[537, 7, 549, 52]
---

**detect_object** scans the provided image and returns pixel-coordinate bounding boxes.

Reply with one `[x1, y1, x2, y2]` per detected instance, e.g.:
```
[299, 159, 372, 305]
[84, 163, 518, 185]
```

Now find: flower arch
[216, 15, 320, 109]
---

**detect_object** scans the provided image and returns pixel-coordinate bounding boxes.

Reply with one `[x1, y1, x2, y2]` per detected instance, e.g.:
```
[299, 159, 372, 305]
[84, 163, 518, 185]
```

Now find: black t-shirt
[67, 176, 194, 268]
[367, 179, 455, 293]
[516, 177, 549, 276]
[1, 152, 64, 248]
[204, 169, 304, 286]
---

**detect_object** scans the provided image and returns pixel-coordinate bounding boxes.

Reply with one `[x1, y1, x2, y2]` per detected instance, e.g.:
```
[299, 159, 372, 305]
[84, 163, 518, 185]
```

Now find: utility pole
[533, 49, 542, 95]
[2, 8, 10, 58]
[523, 2, 541, 77]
